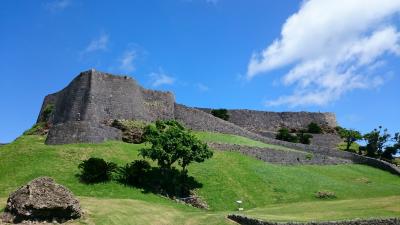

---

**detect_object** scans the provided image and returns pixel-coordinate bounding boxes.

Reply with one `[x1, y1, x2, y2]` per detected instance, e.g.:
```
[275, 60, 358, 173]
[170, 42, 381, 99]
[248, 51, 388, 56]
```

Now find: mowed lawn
[0, 134, 399, 224]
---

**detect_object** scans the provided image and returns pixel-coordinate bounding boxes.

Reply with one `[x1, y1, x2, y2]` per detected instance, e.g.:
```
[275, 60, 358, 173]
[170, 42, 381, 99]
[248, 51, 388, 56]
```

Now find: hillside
[0, 133, 399, 224]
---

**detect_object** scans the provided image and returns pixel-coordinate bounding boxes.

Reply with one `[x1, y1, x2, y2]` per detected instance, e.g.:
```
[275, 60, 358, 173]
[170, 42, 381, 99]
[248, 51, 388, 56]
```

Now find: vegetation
[38, 103, 54, 123]
[297, 131, 313, 144]
[110, 119, 147, 144]
[308, 122, 322, 134]
[78, 157, 117, 183]
[140, 120, 213, 173]
[276, 128, 299, 143]
[23, 122, 49, 135]
[338, 141, 360, 153]
[1, 134, 399, 223]
[210, 109, 229, 121]
[359, 127, 399, 161]
[315, 191, 337, 199]
[336, 127, 362, 153]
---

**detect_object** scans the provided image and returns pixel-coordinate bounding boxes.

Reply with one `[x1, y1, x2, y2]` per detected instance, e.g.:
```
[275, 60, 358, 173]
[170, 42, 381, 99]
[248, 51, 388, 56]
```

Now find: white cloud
[149, 69, 175, 87]
[196, 83, 209, 92]
[247, 0, 400, 107]
[44, 0, 71, 12]
[119, 50, 136, 73]
[83, 33, 109, 54]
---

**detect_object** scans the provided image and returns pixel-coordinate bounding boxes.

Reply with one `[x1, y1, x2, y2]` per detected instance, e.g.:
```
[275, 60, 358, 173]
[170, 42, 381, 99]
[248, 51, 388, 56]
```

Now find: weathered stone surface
[2, 177, 82, 223]
[208, 143, 352, 165]
[228, 214, 400, 225]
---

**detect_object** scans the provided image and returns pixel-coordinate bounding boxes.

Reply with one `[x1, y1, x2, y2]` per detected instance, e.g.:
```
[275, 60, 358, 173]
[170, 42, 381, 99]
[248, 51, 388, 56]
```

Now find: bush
[307, 122, 322, 134]
[211, 109, 229, 121]
[78, 157, 117, 183]
[315, 191, 336, 199]
[276, 128, 298, 143]
[297, 131, 313, 144]
[305, 153, 313, 160]
[39, 104, 54, 123]
[23, 122, 50, 135]
[111, 119, 147, 144]
[118, 160, 151, 186]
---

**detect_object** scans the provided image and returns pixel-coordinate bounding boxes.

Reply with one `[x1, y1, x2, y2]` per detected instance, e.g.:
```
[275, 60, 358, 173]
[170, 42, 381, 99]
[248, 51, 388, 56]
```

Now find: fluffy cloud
[83, 33, 109, 54]
[44, 0, 71, 12]
[119, 50, 136, 73]
[149, 69, 175, 87]
[247, 0, 400, 107]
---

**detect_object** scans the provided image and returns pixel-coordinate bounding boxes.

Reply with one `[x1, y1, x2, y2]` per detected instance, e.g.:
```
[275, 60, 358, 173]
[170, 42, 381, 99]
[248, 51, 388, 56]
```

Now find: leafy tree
[381, 133, 400, 161]
[211, 109, 229, 121]
[307, 122, 322, 134]
[276, 128, 299, 143]
[140, 120, 213, 173]
[363, 126, 390, 158]
[337, 127, 362, 152]
[297, 130, 313, 145]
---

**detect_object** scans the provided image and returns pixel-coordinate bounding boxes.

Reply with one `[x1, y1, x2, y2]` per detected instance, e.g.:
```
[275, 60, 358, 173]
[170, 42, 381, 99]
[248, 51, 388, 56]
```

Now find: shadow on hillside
[117, 167, 203, 198]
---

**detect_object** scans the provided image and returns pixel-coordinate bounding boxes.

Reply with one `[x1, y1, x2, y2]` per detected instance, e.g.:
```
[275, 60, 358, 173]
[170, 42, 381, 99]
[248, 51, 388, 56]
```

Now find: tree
[211, 109, 229, 121]
[297, 130, 313, 145]
[381, 133, 400, 161]
[363, 126, 390, 158]
[276, 128, 299, 143]
[337, 128, 362, 152]
[307, 122, 322, 134]
[140, 120, 213, 174]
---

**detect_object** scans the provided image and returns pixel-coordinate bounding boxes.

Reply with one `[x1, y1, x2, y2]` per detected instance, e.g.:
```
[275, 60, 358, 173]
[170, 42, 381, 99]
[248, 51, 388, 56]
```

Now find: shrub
[307, 122, 322, 134]
[276, 128, 298, 143]
[305, 153, 313, 160]
[118, 160, 151, 186]
[23, 122, 50, 135]
[297, 131, 313, 145]
[315, 191, 336, 199]
[111, 119, 147, 144]
[39, 104, 54, 123]
[78, 157, 117, 183]
[211, 109, 229, 121]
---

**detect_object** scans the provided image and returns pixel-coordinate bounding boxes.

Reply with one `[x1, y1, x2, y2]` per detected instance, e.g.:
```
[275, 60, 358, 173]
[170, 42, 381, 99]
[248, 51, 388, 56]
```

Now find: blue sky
[1, 0, 399, 143]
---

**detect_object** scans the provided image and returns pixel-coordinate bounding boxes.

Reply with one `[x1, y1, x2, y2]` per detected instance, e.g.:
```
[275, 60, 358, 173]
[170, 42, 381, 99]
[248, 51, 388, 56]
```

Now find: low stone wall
[227, 214, 400, 225]
[46, 121, 122, 145]
[208, 143, 352, 165]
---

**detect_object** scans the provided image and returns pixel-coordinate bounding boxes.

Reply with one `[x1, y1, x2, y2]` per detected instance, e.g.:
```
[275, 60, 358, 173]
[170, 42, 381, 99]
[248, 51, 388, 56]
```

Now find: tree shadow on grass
[117, 166, 203, 198]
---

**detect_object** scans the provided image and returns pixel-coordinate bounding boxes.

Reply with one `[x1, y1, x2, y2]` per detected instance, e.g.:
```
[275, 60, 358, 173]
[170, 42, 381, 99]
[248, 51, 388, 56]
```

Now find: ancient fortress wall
[197, 108, 337, 133]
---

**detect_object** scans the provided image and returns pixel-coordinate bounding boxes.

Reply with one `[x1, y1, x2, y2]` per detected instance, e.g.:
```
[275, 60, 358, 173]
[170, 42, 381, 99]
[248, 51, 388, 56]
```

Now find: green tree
[307, 122, 322, 134]
[337, 128, 362, 152]
[363, 126, 390, 158]
[276, 128, 299, 143]
[381, 133, 400, 161]
[140, 120, 213, 174]
[211, 109, 229, 121]
[297, 130, 313, 145]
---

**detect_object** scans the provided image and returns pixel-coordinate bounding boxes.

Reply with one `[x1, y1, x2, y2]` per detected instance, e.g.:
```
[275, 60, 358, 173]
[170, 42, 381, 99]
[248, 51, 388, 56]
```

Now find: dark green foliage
[140, 120, 213, 172]
[363, 126, 390, 158]
[307, 122, 322, 134]
[118, 160, 151, 186]
[111, 119, 147, 144]
[39, 104, 54, 123]
[305, 153, 313, 160]
[23, 122, 49, 135]
[211, 109, 229, 121]
[337, 127, 362, 152]
[315, 191, 336, 199]
[297, 131, 313, 145]
[381, 133, 400, 161]
[276, 128, 299, 143]
[78, 157, 117, 183]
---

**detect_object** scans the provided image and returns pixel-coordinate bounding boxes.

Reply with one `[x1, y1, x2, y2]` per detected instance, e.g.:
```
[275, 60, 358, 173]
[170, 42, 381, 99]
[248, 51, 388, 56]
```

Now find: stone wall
[197, 108, 337, 133]
[227, 214, 400, 225]
[208, 143, 352, 165]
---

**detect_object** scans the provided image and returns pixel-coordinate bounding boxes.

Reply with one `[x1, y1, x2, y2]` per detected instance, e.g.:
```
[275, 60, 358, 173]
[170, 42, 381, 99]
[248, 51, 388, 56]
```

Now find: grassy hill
[0, 134, 399, 224]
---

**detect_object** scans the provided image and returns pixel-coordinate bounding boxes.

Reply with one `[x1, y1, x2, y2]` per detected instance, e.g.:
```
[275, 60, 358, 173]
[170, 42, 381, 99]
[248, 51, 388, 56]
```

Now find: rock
[1, 177, 82, 223]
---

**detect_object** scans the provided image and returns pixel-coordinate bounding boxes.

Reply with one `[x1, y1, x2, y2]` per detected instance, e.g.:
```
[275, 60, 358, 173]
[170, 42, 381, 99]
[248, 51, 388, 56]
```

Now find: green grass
[194, 131, 298, 152]
[0, 135, 399, 224]
[337, 141, 360, 153]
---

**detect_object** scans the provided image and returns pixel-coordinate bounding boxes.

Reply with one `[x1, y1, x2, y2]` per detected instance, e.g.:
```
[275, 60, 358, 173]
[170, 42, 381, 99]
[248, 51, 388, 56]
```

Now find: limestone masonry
[38, 69, 337, 145]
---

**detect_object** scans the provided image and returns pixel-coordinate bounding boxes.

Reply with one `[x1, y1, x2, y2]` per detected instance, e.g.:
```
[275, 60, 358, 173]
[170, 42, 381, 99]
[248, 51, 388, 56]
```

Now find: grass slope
[0, 135, 399, 224]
